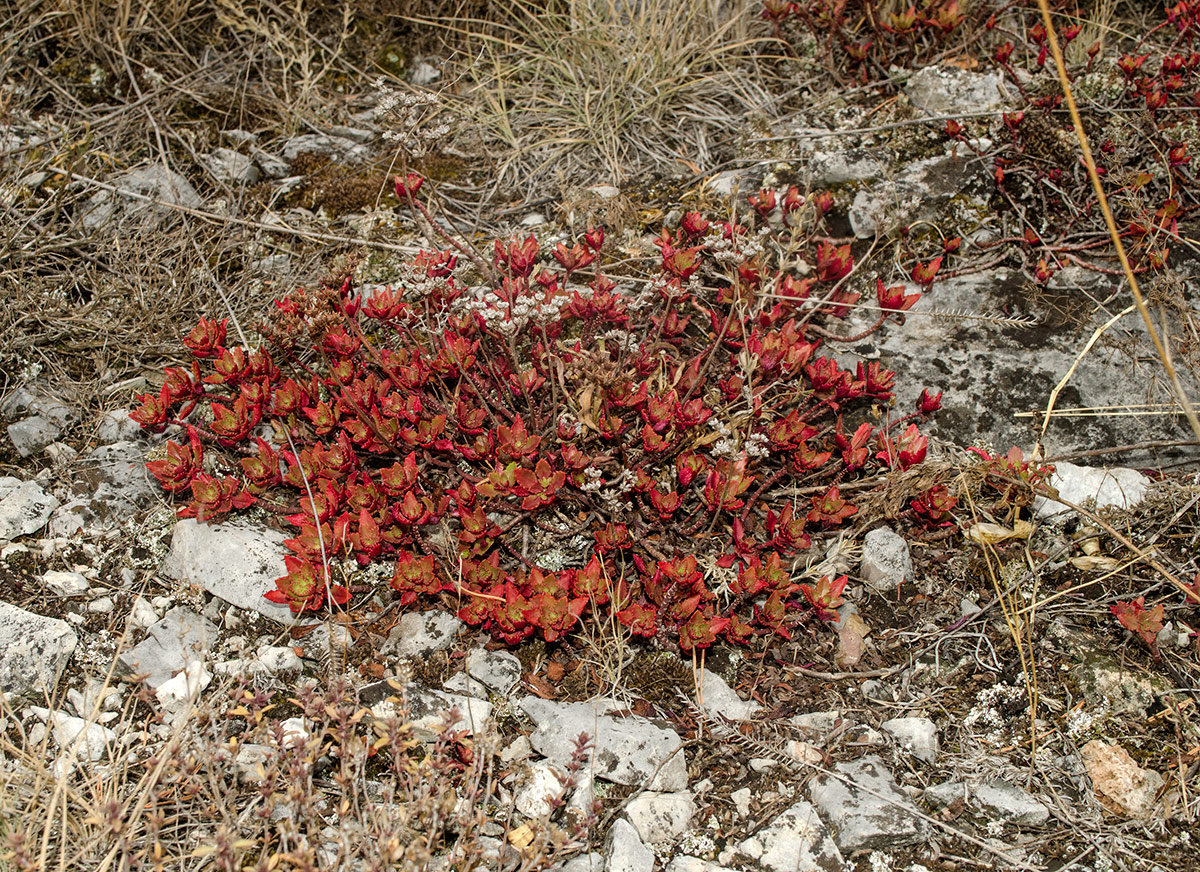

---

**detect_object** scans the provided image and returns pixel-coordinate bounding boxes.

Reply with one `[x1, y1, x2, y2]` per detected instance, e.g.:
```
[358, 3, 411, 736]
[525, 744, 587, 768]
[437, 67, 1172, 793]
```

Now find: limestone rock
[0, 601, 77, 697]
[0, 479, 59, 540]
[161, 520, 294, 623]
[736, 800, 844, 872]
[520, 696, 688, 791]
[808, 755, 927, 851]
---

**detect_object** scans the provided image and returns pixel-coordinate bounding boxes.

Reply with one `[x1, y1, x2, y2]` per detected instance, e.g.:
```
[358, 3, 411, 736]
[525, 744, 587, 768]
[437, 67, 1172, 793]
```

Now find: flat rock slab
[0, 601, 77, 698]
[161, 520, 294, 623]
[1035, 461, 1151, 518]
[116, 607, 219, 689]
[736, 800, 844, 872]
[842, 266, 1188, 460]
[80, 165, 204, 230]
[808, 755, 928, 852]
[519, 696, 688, 791]
[0, 478, 60, 540]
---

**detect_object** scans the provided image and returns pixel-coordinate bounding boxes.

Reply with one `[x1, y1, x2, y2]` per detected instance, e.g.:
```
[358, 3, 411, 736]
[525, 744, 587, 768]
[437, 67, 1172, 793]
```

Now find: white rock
[731, 787, 752, 818]
[736, 800, 844, 872]
[624, 790, 695, 845]
[279, 717, 309, 746]
[7, 416, 61, 457]
[256, 646, 303, 674]
[881, 717, 939, 764]
[30, 706, 116, 762]
[0, 601, 77, 697]
[515, 760, 568, 817]
[0, 479, 60, 540]
[605, 819, 654, 872]
[1035, 461, 1150, 518]
[155, 661, 211, 713]
[43, 570, 89, 597]
[87, 597, 115, 614]
[664, 858, 738, 872]
[500, 735, 532, 764]
[161, 520, 294, 623]
[520, 696, 688, 791]
[860, 527, 912, 592]
[386, 609, 463, 657]
[696, 668, 759, 720]
[465, 648, 522, 694]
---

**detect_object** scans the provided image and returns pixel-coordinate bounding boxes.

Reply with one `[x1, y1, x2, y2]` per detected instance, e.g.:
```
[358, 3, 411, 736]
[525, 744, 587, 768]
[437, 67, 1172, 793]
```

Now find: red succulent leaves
[135, 202, 944, 646]
[1110, 598, 1164, 648]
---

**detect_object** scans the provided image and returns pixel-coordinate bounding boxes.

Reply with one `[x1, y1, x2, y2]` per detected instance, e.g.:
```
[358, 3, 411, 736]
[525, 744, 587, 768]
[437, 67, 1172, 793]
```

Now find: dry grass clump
[428, 0, 775, 199]
[0, 671, 589, 872]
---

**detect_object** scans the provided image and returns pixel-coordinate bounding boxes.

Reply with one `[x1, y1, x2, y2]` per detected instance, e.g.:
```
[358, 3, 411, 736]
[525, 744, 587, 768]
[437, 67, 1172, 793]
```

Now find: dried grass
[421, 0, 776, 199]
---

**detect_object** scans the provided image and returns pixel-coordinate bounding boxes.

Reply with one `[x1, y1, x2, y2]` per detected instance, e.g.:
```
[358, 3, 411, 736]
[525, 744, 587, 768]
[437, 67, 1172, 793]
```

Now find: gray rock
[839, 264, 1183, 461]
[328, 125, 375, 143]
[1076, 656, 1161, 718]
[0, 479, 60, 540]
[161, 520, 294, 623]
[904, 65, 1011, 116]
[973, 781, 1050, 826]
[805, 149, 887, 187]
[385, 610, 462, 657]
[736, 800, 844, 872]
[80, 165, 204, 230]
[8, 415, 61, 456]
[605, 819, 654, 872]
[559, 852, 605, 872]
[116, 607, 218, 689]
[202, 148, 260, 185]
[696, 668, 760, 721]
[465, 647, 522, 694]
[808, 755, 928, 851]
[664, 859, 737, 872]
[849, 151, 985, 239]
[409, 61, 442, 86]
[881, 716, 939, 764]
[1035, 461, 1150, 518]
[80, 441, 156, 508]
[281, 133, 370, 163]
[252, 149, 290, 179]
[46, 499, 103, 538]
[860, 527, 912, 592]
[924, 780, 968, 809]
[624, 790, 695, 845]
[250, 253, 293, 274]
[222, 129, 258, 146]
[0, 601, 77, 697]
[360, 680, 492, 737]
[42, 570, 90, 597]
[520, 696, 688, 791]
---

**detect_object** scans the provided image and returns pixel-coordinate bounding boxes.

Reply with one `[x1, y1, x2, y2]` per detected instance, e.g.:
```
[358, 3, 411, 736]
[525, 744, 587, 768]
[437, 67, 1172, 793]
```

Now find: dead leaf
[965, 519, 1033, 545]
[508, 823, 535, 849]
[545, 661, 565, 682]
[524, 671, 557, 699]
[1069, 555, 1123, 571]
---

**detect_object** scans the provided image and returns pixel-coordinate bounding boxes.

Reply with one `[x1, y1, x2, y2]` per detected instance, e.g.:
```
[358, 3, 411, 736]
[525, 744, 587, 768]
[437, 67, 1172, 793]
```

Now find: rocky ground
[2, 2, 1200, 871]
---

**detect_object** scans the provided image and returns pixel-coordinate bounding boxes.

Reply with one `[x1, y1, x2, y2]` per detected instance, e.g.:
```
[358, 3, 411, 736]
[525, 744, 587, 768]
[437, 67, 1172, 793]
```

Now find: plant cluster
[133, 175, 945, 652]
[764, 0, 973, 84]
